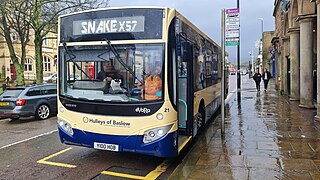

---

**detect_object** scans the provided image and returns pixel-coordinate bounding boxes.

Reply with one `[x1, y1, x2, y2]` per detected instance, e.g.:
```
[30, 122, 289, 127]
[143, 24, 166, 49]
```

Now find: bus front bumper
[58, 127, 178, 158]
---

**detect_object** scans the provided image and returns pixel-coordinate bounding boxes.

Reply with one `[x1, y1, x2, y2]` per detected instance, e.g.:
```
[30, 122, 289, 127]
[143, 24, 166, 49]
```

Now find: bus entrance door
[177, 42, 194, 138]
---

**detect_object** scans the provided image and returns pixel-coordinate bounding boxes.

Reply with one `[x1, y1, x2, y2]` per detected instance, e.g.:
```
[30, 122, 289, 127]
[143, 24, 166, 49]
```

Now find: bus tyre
[36, 104, 50, 120]
[198, 105, 205, 130]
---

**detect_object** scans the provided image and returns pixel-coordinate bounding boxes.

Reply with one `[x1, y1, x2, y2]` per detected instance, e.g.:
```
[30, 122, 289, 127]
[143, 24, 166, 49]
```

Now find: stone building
[272, 0, 320, 120]
[0, 31, 57, 81]
[262, 31, 275, 76]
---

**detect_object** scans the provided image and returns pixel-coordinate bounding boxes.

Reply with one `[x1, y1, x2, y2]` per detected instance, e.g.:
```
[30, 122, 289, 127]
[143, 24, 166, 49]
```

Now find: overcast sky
[109, 0, 275, 64]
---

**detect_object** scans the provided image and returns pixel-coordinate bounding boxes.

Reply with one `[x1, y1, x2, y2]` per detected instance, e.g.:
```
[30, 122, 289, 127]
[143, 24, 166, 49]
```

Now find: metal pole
[261, 20, 264, 36]
[237, 0, 241, 102]
[258, 18, 264, 71]
[221, 9, 226, 134]
[260, 18, 263, 71]
[251, 48, 254, 73]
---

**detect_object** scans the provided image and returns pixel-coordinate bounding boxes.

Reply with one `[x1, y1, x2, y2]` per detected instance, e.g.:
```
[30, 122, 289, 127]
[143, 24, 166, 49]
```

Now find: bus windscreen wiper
[103, 39, 144, 84]
[62, 42, 90, 79]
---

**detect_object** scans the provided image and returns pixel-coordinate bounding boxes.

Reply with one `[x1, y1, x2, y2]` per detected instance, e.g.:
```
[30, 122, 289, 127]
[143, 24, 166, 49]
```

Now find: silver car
[0, 84, 57, 120]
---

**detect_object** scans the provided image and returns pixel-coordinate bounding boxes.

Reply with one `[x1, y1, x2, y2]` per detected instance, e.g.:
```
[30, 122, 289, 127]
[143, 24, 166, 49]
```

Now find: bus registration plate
[94, 142, 119, 152]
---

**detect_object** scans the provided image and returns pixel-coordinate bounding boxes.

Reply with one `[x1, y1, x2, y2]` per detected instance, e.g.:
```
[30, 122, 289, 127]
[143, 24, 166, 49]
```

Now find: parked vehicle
[230, 68, 236, 75]
[240, 70, 247, 75]
[0, 84, 57, 120]
[68, 74, 81, 81]
[43, 73, 57, 83]
[43, 73, 81, 83]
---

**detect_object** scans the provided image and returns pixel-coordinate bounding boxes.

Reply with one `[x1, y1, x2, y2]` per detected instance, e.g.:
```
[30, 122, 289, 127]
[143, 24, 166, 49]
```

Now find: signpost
[221, 9, 226, 134]
[225, 8, 240, 47]
[221, 7, 240, 134]
[225, 6, 241, 102]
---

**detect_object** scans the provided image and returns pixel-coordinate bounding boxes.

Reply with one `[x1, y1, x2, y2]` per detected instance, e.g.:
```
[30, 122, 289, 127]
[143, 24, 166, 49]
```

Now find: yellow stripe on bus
[178, 136, 192, 152]
[101, 171, 145, 179]
[37, 147, 76, 168]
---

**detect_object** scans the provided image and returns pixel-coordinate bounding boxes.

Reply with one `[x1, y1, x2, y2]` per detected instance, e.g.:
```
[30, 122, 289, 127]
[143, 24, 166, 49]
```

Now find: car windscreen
[0, 88, 25, 98]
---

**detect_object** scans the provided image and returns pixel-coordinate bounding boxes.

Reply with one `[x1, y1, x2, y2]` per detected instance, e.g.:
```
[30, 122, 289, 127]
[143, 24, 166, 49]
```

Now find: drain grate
[92, 166, 149, 180]
[243, 97, 254, 99]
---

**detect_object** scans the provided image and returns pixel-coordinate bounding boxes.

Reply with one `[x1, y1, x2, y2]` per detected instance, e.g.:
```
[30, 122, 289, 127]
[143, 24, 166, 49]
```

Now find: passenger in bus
[138, 66, 162, 100]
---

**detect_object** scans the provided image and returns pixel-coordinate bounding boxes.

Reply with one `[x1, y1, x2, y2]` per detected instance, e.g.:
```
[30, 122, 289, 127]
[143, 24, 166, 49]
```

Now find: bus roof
[59, 6, 167, 18]
[174, 9, 221, 50]
[59, 6, 223, 51]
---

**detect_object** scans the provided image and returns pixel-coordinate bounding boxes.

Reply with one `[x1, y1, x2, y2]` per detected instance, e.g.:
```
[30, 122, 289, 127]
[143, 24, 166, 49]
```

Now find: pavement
[169, 75, 320, 180]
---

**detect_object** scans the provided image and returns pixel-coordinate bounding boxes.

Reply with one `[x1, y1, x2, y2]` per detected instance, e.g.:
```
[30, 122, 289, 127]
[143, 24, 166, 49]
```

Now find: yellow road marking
[178, 136, 192, 152]
[37, 160, 77, 168]
[101, 159, 172, 180]
[101, 171, 145, 180]
[37, 147, 76, 168]
[144, 159, 171, 179]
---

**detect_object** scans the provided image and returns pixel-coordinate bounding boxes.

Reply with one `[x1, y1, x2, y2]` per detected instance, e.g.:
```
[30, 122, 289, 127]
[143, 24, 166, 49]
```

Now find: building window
[11, 30, 18, 41]
[42, 37, 48, 46]
[24, 58, 33, 72]
[43, 56, 51, 72]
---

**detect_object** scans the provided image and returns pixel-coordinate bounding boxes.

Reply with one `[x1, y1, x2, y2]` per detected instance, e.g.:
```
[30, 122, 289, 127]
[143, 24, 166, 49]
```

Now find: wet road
[0, 116, 57, 148]
[0, 76, 238, 180]
[170, 75, 320, 179]
[0, 116, 173, 180]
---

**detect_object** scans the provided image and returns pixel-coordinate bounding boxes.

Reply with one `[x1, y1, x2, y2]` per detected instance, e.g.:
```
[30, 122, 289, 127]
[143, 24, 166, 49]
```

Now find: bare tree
[0, 0, 31, 85]
[29, 0, 109, 83]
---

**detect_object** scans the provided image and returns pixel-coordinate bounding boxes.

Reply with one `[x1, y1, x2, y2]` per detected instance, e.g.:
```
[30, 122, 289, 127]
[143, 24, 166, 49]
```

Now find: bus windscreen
[59, 44, 164, 102]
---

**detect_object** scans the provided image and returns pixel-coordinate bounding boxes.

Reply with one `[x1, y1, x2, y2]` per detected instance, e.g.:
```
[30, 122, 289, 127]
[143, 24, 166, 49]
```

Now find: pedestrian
[6, 76, 9, 85]
[262, 68, 271, 92]
[253, 70, 262, 92]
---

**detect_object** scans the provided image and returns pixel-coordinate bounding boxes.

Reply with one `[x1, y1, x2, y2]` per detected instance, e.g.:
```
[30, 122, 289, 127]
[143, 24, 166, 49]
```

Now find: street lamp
[258, 18, 264, 38]
[248, 48, 254, 78]
[258, 18, 264, 72]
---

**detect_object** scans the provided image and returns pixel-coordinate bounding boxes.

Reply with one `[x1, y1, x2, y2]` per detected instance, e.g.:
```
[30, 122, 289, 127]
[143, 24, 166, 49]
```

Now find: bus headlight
[143, 124, 173, 144]
[57, 117, 74, 136]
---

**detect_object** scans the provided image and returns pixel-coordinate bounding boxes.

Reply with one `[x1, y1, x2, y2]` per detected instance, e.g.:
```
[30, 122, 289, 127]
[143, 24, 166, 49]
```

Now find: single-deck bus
[57, 7, 223, 157]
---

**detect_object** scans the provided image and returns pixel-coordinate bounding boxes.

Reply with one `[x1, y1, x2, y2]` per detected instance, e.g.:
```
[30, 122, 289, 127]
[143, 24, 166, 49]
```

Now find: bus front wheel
[198, 102, 206, 130]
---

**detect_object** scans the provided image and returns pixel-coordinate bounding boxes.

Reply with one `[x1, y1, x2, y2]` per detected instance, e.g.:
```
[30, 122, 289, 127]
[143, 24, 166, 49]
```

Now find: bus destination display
[73, 16, 145, 35]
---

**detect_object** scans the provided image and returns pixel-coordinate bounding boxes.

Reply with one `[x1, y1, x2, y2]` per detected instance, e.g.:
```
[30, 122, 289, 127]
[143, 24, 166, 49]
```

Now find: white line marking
[0, 129, 58, 150]
[225, 89, 237, 103]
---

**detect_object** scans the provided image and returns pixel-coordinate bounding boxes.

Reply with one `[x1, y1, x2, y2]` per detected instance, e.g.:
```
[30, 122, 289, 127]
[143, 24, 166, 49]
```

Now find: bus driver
[97, 60, 123, 83]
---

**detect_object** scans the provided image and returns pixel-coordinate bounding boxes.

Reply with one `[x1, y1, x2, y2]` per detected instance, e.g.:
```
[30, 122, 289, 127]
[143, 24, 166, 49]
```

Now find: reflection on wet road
[170, 75, 320, 179]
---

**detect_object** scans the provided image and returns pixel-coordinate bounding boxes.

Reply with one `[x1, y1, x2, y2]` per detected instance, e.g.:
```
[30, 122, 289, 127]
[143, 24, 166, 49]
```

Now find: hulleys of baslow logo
[82, 117, 131, 128]
[73, 16, 145, 35]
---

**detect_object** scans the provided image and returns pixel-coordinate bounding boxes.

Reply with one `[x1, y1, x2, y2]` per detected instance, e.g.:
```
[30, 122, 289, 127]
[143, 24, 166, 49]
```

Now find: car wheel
[36, 104, 50, 120]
